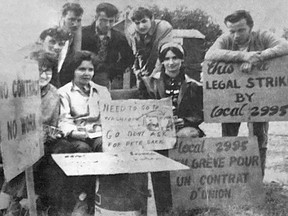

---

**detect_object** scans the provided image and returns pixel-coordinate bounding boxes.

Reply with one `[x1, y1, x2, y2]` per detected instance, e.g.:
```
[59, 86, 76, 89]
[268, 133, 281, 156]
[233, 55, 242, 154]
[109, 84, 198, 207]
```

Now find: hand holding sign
[43, 125, 63, 143]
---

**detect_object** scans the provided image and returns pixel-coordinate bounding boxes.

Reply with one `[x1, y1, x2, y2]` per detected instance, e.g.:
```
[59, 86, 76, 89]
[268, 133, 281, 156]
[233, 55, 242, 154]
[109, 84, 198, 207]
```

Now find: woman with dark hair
[143, 42, 205, 137]
[141, 42, 205, 215]
[0, 51, 63, 215]
[58, 50, 111, 152]
[57, 50, 111, 214]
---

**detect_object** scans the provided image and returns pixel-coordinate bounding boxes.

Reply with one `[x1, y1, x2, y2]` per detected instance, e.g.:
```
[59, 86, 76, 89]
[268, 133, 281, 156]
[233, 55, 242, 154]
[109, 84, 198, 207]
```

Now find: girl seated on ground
[142, 42, 205, 138]
[56, 50, 111, 214]
[141, 42, 205, 214]
[0, 51, 63, 215]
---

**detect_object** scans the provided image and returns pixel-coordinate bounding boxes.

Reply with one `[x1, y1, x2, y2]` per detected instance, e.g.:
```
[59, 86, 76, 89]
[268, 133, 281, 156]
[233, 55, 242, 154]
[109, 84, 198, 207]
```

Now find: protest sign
[100, 98, 176, 152]
[203, 56, 288, 123]
[52, 151, 189, 176]
[169, 136, 264, 209]
[0, 54, 43, 181]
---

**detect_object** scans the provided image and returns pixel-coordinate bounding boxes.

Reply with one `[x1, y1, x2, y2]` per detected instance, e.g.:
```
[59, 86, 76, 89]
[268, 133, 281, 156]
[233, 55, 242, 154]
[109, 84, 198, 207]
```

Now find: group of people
[1, 1, 288, 216]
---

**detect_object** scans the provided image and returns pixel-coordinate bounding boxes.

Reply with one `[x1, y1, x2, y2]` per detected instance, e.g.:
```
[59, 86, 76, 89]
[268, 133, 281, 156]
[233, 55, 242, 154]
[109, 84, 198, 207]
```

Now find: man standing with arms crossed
[205, 10, 288, 176]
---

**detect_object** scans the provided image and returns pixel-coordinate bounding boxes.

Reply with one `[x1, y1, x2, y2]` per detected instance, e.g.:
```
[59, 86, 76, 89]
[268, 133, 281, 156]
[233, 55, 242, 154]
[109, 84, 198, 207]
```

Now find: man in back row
[205, 10, 288, 176]
[58, 2, 83, 87]
[125, 7, 173, 98]
[82, 2, 134, 88]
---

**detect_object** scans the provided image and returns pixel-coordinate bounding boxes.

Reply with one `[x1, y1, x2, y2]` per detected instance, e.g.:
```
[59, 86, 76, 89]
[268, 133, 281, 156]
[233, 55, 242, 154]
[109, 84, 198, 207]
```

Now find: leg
[151, 150, 172, 215]
[69, 139, 93, 153]
[222, 122, 241, 136]
[253, 122, 269, 176]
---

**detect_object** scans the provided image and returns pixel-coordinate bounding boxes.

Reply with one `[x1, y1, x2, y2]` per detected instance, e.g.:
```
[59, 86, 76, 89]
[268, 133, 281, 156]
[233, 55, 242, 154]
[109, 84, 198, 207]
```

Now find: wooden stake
[248, 122, 254, 137]
[25, 167, 37, 216]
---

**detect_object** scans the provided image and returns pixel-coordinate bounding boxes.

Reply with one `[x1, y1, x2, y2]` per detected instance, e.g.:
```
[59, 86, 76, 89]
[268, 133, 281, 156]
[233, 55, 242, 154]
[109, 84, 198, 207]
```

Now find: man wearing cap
[205, 10, 288, 176]
[82, 2, 134, 88]
[58, 2, 84, 87]
[125, 7, 173, 98]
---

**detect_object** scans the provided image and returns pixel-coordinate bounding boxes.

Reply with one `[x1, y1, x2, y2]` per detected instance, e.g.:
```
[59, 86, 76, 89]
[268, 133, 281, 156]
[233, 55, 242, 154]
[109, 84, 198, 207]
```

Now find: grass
[161, 182, 288, 216]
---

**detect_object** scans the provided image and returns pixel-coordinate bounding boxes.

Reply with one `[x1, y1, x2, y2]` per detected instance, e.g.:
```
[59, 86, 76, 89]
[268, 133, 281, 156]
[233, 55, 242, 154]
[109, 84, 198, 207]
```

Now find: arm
[58, 91, 78, 137]
[205, 34, 248, 62]
[258, 31, 288, 60]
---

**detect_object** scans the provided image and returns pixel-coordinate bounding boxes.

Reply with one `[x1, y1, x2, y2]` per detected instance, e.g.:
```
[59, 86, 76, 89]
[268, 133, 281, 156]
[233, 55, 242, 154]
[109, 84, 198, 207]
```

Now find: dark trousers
[151, 150, 172, 215]
[222, 122, 269, 176]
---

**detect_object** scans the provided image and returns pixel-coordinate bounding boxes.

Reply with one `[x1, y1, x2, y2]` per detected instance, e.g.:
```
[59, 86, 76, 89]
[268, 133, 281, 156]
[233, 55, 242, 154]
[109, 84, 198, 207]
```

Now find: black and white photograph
[0, 0, 287, 215]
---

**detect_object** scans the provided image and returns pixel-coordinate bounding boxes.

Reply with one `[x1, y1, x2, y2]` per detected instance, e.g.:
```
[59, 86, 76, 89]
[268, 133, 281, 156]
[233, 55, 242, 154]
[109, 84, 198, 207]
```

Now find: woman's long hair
[158, 43, 186, 73]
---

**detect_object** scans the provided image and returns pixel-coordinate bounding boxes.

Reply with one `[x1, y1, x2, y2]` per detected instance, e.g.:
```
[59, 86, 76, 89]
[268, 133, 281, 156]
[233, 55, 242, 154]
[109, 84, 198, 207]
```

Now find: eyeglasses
[39, 69, 53, 75]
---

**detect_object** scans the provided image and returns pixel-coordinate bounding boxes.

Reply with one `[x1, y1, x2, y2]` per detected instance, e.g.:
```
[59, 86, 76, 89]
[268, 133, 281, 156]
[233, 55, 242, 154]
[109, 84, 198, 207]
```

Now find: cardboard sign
[0, 54, 43, 181]
[100, 98, 176, 152]
[203, 56, 288, 123]
[52, 151, 189, 176]
[169, 136, 264, 209]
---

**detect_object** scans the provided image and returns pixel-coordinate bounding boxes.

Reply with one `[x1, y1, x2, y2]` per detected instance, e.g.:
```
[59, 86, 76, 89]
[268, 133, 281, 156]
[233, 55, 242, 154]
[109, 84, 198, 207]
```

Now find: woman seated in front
[141, 42, 205, 214]
[142, 42, 205, 138]
[58, 50, 111, 153]
[57, 50, 111, 214]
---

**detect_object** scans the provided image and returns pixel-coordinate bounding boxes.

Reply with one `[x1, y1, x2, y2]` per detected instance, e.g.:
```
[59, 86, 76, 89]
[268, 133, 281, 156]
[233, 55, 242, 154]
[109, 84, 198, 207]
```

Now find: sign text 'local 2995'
[169, 136, 264, 209]
[203, 55, 288, 123]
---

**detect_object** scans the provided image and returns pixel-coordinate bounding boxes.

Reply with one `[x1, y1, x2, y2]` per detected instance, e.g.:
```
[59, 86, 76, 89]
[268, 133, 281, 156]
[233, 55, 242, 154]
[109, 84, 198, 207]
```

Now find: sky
[1, 0, 288, 54]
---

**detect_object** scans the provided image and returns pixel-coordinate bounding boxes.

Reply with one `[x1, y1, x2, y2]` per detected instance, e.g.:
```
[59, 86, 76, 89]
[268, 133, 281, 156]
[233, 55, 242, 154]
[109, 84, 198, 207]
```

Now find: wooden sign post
[0, 54, 43, 216]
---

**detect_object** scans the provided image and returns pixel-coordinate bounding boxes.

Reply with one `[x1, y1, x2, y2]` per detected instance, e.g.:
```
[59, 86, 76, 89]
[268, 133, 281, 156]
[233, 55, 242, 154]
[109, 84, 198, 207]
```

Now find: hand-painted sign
[0, 54, 43, 181]
[100, 98, 176, 152]
[169, 136, 264, 209]
[52, 151, 189, 176]
[203, 56, 288, 122]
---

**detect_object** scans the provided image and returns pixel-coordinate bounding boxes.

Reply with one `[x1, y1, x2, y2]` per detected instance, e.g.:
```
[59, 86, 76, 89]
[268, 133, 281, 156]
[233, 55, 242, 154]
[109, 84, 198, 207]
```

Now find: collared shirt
[58, 81, 111, 137]
[163, 72, 185, 115]
[94, 25, 112, 40]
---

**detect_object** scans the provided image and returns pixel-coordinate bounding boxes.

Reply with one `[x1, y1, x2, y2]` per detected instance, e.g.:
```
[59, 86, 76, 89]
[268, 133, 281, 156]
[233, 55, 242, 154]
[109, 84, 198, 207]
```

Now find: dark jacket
[82, 22, 134, 80]
[142, 71, 204, 128]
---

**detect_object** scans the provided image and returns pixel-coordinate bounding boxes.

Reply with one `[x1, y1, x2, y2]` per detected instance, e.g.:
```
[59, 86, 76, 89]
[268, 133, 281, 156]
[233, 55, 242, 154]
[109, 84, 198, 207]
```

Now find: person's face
[62, 11, 82, 33]
[134, 16, 153, 35]
[42, 36, 66, 57]
[162, 50, 183, 77]
[74, 60, 94, 87]
[39, 66, 53, 88]
[95, 11, 116, 35]
[226, 18, 252, 45]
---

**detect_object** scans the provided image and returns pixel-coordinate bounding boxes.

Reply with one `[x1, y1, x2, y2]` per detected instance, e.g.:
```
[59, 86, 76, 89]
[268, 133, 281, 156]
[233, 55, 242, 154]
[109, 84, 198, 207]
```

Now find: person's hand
[243, 51, 262, 64]
[240, 62, 253, 73]
[133, 69, 149, 79]
[174, 117, 184, 130]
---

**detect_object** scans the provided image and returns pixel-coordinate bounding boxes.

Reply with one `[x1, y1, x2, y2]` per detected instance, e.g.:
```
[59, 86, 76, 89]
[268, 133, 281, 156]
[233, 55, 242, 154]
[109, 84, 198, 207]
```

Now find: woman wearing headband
[141, 42, 205, 214]
[142, 42, 204, 137]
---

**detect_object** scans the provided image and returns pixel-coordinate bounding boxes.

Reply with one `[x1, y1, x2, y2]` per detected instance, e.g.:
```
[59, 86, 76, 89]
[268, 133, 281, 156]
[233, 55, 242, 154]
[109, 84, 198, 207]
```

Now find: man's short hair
[31, 51, 58, 70]
[39, 28, 70, 42]
[224, 10, 254, 28]
[130, 7, 153, 22]
[62, 3, 84, 17]
[96, 3, 118, 17]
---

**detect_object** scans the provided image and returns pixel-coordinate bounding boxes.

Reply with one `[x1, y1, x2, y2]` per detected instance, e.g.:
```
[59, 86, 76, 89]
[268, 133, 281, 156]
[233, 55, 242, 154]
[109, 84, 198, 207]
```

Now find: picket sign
[168, 136, 264, 209]
[203, 56, 288, 123]
[0, 53, 43, 216]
